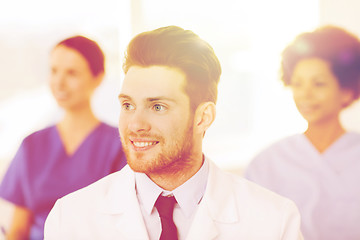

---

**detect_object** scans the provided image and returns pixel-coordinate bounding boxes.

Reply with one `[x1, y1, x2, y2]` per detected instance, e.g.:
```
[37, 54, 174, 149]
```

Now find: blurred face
[50, 45, 100, 111]
[118, 66, 195, 175]
[290, 58, 353, 124]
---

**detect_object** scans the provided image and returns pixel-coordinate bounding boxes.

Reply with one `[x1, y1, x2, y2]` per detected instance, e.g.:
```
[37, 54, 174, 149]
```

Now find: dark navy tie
[155, 195, 178, 240]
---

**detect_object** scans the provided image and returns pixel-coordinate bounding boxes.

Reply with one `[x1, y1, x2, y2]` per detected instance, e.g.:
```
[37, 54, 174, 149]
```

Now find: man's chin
[126, 158, 151, 173]
[128, 164, 146, 173]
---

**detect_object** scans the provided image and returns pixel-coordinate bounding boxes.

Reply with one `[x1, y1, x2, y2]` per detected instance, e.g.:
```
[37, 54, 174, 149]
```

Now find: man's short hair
[123, 26, 222, 110]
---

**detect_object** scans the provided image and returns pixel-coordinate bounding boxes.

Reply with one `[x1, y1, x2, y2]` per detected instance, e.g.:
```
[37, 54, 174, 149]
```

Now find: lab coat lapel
[186, 161, 240, 240]
[99, 166, 150, 240]
[186, 202, 219, 240]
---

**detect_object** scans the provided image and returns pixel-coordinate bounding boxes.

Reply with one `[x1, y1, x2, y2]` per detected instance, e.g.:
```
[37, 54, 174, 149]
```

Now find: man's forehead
[121, 66, 187, 97]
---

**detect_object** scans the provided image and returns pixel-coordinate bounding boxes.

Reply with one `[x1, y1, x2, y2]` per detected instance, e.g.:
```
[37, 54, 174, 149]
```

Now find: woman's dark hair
[281, 25, 360, 98]
[56, 35, 105, 77]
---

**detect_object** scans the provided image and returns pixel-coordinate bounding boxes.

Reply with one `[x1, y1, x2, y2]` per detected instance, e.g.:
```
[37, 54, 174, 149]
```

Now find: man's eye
[122, 103, 135, 111]
[153, 104, 166, 112]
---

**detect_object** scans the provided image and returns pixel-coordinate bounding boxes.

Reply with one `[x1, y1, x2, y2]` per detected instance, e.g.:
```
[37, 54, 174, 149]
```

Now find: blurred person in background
[0, 36, 127, 240]
[245, 25, 360, 240]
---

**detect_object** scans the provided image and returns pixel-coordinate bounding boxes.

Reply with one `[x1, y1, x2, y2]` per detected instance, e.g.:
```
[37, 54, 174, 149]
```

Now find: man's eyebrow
[147, 97, 177, 103]
[118, 94, 177, 103]
[118, 93, 131, 100]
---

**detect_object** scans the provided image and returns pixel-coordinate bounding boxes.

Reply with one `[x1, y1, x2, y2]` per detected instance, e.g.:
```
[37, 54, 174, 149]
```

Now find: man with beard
[44, 26, 303, 240]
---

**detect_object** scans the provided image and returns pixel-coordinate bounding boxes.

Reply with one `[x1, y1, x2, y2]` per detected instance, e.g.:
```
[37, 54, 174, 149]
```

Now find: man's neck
[148, 154, 204, 191]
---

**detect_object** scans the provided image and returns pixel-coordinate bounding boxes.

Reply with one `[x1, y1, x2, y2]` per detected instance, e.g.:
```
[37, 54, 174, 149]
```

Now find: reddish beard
[121, 126, 194, 175]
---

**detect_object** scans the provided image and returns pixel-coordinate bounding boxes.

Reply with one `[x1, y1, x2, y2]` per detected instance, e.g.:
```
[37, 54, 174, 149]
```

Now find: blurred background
[1, 0, 360, 225]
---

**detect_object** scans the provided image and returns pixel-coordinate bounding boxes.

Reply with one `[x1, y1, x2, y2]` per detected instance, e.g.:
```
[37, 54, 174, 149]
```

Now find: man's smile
[130, 139, 160, 151]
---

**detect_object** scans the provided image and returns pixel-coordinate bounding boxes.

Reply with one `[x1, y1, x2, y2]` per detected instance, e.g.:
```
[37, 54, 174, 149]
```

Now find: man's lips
[132, 141, 158, 147]
[130, 139, 159, 151]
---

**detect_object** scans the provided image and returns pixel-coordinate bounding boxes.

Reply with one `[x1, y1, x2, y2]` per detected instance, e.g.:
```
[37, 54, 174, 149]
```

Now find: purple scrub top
[246, 132, 360, 240]
[0, 122, 127, 240]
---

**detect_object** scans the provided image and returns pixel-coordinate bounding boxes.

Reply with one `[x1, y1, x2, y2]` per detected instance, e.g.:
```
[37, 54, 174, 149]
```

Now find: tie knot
[155, 195, 177, 218]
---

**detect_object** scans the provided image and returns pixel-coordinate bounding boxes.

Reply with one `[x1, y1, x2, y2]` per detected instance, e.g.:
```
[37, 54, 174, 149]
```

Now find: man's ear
[193, 102, 216, 135]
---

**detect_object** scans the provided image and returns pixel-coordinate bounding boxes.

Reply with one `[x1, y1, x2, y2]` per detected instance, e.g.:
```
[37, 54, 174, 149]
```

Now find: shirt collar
[135, 156, 209, 217]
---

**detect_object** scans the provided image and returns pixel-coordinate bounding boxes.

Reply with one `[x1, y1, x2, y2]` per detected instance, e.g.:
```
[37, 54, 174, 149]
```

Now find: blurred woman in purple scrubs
[246, 26, 360, 240]
[0, 36, 127, 239]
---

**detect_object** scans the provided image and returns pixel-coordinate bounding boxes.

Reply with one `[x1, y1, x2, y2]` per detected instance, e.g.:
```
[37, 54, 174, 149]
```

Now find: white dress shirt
[135, 157, 209, 240]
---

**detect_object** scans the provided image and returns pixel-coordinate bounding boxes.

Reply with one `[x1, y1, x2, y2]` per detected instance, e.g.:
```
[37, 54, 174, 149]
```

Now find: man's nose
[128, 109, 151, 133]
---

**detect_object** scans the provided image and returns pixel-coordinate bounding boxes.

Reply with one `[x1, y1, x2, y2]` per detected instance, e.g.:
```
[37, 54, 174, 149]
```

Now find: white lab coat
[45, 161, 303, 240]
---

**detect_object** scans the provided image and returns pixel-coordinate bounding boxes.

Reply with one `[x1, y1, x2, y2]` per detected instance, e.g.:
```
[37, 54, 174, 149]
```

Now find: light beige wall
[319, 0, 360, 35]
